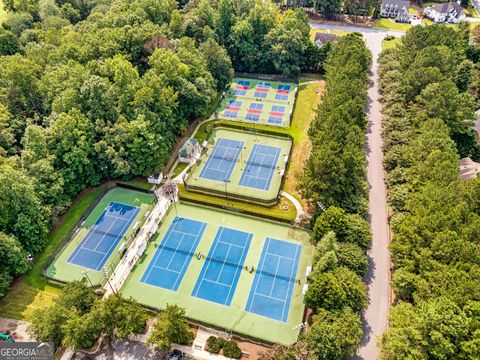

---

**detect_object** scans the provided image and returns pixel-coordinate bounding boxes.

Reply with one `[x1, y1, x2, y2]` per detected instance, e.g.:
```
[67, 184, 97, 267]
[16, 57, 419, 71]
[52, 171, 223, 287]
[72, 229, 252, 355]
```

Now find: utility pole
[103, 267, 116, 295]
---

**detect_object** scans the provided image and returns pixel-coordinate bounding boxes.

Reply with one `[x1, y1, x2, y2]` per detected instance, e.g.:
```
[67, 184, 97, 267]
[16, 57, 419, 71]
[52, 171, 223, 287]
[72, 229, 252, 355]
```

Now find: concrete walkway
[280, 191, 306, 224]
[103, 188, 175, 297]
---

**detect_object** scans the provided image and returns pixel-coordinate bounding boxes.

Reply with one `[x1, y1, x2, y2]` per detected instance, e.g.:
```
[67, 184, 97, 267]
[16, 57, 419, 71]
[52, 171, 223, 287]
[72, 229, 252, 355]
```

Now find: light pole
[102, 165, 110, 183]
[81, 270, 94, 288]
[103, 267, 117, 295]
[27, 254, 43, 275]
[163, 179, 178, 216]
[224, 179, 228, 199]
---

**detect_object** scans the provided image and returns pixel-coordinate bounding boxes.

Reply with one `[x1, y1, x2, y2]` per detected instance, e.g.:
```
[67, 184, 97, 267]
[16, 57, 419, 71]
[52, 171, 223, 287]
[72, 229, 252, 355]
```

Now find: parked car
[168, 349, 183, 360]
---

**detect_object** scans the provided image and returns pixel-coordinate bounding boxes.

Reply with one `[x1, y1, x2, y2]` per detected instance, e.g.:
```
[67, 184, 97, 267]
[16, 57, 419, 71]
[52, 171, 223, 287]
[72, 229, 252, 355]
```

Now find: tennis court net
[156, 243, 299, 283]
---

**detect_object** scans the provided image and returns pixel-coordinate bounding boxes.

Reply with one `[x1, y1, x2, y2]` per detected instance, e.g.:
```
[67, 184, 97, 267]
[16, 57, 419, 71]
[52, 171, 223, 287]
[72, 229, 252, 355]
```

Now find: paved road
[310, 22, 392, 360]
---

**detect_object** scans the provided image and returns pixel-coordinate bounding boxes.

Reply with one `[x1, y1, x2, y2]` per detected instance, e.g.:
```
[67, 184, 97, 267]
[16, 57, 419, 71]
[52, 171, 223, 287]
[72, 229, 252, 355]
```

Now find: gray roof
[179, 138, 199, 157]
[431, 1, 464, 15]
[314, 33, 339, 45]
[381, 0, 409, 8]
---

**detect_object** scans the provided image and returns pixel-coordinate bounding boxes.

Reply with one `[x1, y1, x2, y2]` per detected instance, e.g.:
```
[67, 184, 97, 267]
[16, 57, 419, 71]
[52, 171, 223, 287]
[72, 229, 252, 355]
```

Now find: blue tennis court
[268, 105, 286, 124]
[192, 227, 252, 306]
[245, 238, 302, 322]
[224, 100, 241, 118]
[246, 103, 263, 121]
[239, 144, 281, 190]
[200, 138, 244, 182]
[67, 202, 139, 271]
[234, 80, 250, 96]
[141, 217, 206, 291]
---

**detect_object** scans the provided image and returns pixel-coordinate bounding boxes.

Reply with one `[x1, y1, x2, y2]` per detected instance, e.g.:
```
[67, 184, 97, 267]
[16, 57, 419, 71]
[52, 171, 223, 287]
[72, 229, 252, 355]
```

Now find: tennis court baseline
[192, 227, 252, 306]
[141, 217, 206, 291]
[67, 202, 140, 271]
[239, 144, 281, 191]
[245, 238, 302, 322]
[199, 138, 244, 182]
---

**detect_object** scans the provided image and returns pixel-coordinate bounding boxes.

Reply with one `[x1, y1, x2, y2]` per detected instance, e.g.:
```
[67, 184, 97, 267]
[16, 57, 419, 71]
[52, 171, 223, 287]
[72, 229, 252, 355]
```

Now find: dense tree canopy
[0, 0, 323, 297]
[300, 34, 371, 214]
[30, 280, 147, 349]
[379, 24, 480, 359]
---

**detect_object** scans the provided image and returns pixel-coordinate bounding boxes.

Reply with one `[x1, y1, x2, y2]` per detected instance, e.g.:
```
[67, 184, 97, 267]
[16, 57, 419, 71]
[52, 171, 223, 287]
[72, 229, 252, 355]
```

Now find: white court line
[151, 264, 181, 274]
[246, 237, 271, 312]
[95, 207, 139, 270]
[224, 233, 251, 304]
[248, 239, 298, 313]
[217, 240, 245, 249]
[280, 244, 300, 321]
[193, 227, 225, 297]
[267, 254, 282, 298]
[143, 219, 205, 288]
[262, 146, 281, 190]
[201, 139, 243, 181]
[172, 221, 206, 290]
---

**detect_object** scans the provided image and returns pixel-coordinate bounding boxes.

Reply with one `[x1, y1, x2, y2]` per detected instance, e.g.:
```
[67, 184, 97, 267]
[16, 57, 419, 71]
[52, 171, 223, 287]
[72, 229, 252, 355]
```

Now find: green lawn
[0, 186, 105, 321]
[283, 81, 324, 209]
[299, 73, 326, 82]
[375, 18, 413, 31]
[122, 177, 153, 190]
[173, 161, 188, 177]
[382, 36, 402, 50]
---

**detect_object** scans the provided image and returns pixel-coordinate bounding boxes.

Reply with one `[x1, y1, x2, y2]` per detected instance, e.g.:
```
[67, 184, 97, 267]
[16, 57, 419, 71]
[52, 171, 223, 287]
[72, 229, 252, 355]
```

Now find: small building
[380, 0, 411, 23]
[424, 1, 466, 24]
[313, 32, 339, 48]
[460, 157, 480, 180]
[178, 138, 201, 164]
[148, 172, 163, 184]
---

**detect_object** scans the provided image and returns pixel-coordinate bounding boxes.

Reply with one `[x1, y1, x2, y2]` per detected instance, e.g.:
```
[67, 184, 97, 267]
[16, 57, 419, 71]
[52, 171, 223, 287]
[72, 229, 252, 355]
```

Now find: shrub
[222, 340, 242, 359]
[205, 336, 221, 354]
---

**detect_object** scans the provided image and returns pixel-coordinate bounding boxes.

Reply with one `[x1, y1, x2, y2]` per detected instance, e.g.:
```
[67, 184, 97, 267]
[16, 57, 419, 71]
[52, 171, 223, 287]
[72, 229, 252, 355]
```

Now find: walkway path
[103, 188, 175, 297]
[310, 22, 392, 360]
[280, 191, 306, 224]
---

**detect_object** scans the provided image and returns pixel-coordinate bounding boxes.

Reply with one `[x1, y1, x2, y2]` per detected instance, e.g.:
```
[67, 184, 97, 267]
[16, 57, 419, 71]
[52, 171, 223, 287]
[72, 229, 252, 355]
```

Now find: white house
[380, 0, 411, 23]
[424, 1, 466, 24]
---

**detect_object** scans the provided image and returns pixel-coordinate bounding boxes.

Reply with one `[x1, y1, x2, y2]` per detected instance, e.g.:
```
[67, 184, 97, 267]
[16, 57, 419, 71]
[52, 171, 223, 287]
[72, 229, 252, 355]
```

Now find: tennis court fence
[44, 182, 157, 287]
